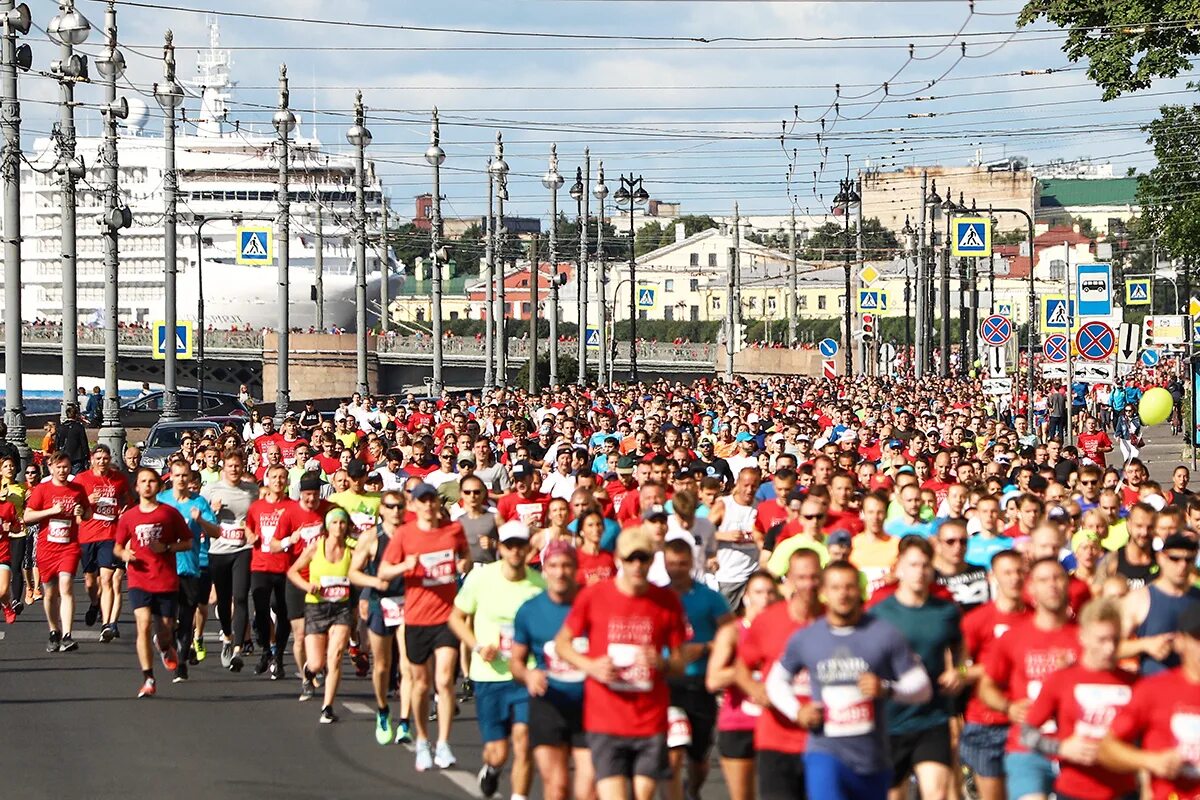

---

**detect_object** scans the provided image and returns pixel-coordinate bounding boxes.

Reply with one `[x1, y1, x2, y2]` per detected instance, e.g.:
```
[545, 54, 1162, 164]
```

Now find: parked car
[120, 389, 249, 428]
[138, 419, 227, 471]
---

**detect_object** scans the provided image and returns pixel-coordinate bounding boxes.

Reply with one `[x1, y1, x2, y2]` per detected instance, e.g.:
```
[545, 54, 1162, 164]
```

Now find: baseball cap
[888, 439, 904, 450]
[497, 520, 531, 546]
[827, 529, 852, 547]
[457, 450, 476, 466]
[1162, 533, 1199, 553]
[298, 472, 325, 492]
[511, 460, 535, 480]
[615, 456, 636, 476]
[346, 458, 369, 479]
[615, 527, 657, 560]
[410, 482, 439, 501]
[542, 539, 577, 563]
[642, 504, 668, 521]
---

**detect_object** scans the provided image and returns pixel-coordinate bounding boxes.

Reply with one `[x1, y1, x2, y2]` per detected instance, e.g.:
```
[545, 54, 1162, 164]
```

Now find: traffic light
[861, 313, 875, 341]
[733, 323, 747, 353]
[1143, 316, 1155, 349]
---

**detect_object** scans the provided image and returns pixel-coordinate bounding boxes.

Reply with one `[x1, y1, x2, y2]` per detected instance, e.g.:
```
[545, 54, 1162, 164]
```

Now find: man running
[449, 520, 546, 799]
[113, 468, 192, 698]
[1119, 532, 1200, 676]
[24, 452, 91, 653]
[765, 560, 932, 800]
[200, 449, 259, 671]
[246, 464, 298, 678]
[76, 445, 131, 640]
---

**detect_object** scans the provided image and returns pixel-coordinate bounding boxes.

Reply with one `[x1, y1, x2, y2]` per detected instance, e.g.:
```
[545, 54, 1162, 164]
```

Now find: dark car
[138, 419, 227, 471]
[120, 389, 249, 428]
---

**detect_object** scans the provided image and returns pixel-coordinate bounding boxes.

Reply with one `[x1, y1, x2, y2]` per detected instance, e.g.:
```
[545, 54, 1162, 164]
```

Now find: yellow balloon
[1138, 387, 1173, 427]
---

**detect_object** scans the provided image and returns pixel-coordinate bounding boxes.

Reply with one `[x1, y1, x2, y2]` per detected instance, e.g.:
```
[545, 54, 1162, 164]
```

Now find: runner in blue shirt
[158, 461, 218, 680]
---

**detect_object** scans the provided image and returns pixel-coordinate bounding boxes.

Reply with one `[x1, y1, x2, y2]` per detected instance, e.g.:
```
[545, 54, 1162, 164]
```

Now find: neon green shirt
[454, 561, 546, 682]
[327, 490, 381, 536]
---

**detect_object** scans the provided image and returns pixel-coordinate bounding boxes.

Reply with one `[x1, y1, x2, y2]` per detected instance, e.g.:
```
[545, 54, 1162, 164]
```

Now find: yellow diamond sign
[859, 265, 880, 285]
[1190, 297, 1200, 317]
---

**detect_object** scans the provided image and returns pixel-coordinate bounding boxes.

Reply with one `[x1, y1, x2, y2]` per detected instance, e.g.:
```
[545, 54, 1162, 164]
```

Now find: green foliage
[516, 354, 597, 390]
[799, 218, 899, 260]
[1018, 0, 1200, 100]
[634, 221, 669, 256]
[677, 215, 719, 237]
[1137, 103, 1200, 267]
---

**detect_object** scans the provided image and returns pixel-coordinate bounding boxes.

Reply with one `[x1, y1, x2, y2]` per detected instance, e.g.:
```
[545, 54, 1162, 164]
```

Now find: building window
[767, 297, 777, 313]
[817, 295, 827, 310]
[665, 279, 675, 291]
[748, 297, 758, 311]
[798, 296, 808, 309]
[639, 310, 647, 321]
[521, 302, 531, 315]
[690, 305, 699, 321]
[711, 296, 721, 311]
[689, 253, 699, 267]
[1049, 259, 1065, 280]
[449, 311, 459, 320]
[664, 307, 674, 321]
[416, 308, 425, 321]
[707, 253, 716, 267]
[689, 279, 699, 291]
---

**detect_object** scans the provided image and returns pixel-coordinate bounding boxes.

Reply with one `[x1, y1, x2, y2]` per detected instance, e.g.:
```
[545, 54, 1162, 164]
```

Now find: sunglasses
[461, 489, 482, 496]
[941, 538, 967, 547]
[1080, 480, 1097, 486]
[622, 551, 653, 564]
[381, 501, 403, 510]
[1165, 554, 1194, 564]
[803, 513, 826, 521]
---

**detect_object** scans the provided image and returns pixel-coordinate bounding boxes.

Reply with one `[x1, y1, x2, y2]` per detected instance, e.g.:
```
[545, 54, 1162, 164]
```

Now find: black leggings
[250, 571, 290, 658]
[209, 550, 251, 646]
[9, 537, 29, 602]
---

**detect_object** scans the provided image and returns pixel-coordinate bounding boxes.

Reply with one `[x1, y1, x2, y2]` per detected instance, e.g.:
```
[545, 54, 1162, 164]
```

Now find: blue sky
[18, 0, 1194, 224]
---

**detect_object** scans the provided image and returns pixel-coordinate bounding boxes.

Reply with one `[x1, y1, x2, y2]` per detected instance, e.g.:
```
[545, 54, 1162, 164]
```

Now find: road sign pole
[98, 1, 127, 458]
[1065, 240, 1073, 444]
[159, 32, 180, 422]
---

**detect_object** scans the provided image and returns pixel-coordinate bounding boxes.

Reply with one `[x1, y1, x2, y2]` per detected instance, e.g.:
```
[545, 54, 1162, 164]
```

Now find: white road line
[341, 701, 375, 716]
[439, 767, 481, 797]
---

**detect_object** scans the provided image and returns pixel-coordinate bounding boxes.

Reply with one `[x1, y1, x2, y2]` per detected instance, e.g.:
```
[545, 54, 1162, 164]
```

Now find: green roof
[396, 274, 472, 297]
[1039, 177, 1138, 209]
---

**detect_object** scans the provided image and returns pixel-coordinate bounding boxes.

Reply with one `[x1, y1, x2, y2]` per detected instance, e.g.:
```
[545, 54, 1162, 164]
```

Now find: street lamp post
[788, 210, 798, 346]
[483, 163, 494, 389]
[542, 146, 563, 386]
[577, 149, 589, 386]
[347, 91, 372, 396]
[272, 65, 295, 424]
[833, 167, 860, 378]
[1, 0, 31, 466]
[915, 172, 929, 378]
[153, 30, 182, 421]
[50, 0, 89, 419]
[613, 174, 648, 382]
[489, 134, 509, 387]
[426, 108, 446, 396]
[902, 216, 915, 374]
[592, 163, 609, 386]
[96, 0, 129, 457]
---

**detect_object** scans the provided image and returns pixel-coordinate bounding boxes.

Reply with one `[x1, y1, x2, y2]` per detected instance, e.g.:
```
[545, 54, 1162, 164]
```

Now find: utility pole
[578, 148, 590, 386]
[273, 64, 294, 424]
[543, 146, 563, 387]
[940, 185, 953, 378]
[1, 0, 31, 466]
[426, 109, 445, 396]
[733, 201, 741, 335]
[97, 0, 128, 457]
[154, 30, 181, 421]
[855, 176, 864, 374]
[314, 201, 324, 331]
[528, 233, 539, 394]
[725, 212, 737, 383]
[491, 134, 510, 388]
[788, 210, 797, 346]
[916, 172, 928, 379]
[593, 163, 608, 386]
[347, 90, 372, 396]
[52, 0, 90, 419]
[379, 183, 389, 335]
[483, 163, 494, 390]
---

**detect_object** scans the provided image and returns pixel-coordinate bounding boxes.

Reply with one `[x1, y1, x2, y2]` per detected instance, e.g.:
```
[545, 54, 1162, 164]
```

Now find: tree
[1137, 103, 1200, 286]
[450, 222, 486, 275]
[1018, 1, 1200, 100]
[634, 221, 668, 256]
[387, 222, 428, 269]
[799, 217, 899, 261]
[677, 214, 719, 237]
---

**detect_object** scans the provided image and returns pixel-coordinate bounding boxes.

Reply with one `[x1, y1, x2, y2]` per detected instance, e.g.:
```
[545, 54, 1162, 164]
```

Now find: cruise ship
[10, 22, 395, 331]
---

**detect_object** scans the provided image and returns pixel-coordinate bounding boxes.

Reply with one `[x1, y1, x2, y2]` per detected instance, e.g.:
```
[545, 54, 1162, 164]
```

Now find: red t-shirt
[381, 521, 469, 627]
[1021, 576, 1092, 618]
[75, 470, 130, 544]
[253, 432, 283, 460]
[1120, 485, 1141, 509]
[496, 492, 551, 527]
[1025, 664, 1137, 800]
[824, 508, 865, 536]
[921, 478, 955, 509]
[277, 436, 303, 467]
[962, 602, 1031, 726]
[114, 503, 189, 593]
[562, 579, 687, 737]
[275, 500, 332, 580]
[315, 454, 341, 476]
[738, 600, 815, 754]
[246, 497, 297, 574]
[1077, 431, 1113, 467]
[1110, 668, 1200, 800]
[755, 499, 789, 535]
[27, 480, 90, 550]
[983, 618, 1081, 752]
[576, 548, 616, 586]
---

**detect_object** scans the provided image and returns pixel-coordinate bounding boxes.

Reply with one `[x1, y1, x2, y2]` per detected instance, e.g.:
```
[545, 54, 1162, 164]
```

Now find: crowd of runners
[4, 372, 1200, 800]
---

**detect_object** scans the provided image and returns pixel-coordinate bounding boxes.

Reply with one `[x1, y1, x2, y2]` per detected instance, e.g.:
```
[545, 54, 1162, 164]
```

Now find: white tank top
[715, 495, 759, 585]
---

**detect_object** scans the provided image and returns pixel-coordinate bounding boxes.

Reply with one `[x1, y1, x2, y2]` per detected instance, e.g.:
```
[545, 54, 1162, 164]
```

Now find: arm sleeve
[1024, 672, 1057, 730]
[765, 661, 801, 722]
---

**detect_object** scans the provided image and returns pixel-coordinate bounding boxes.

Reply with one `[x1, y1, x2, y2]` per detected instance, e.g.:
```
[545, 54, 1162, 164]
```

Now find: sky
[16, 0, 1196, 227]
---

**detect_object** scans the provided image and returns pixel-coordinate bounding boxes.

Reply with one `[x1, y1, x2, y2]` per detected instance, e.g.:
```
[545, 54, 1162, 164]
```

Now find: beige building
[860, 165, 1036, 236]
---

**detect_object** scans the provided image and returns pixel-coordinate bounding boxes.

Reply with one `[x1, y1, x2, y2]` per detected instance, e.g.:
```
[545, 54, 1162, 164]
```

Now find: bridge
[0, 325, 718, 395]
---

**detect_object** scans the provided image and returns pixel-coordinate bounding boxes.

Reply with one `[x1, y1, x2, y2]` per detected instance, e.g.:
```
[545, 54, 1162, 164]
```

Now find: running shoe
[319, 705, 337, 724]
[242, 640, 254, 656]
[269, 658, 285, 681]
[477, 764, 500, 799]
[299, 678, 315, 702]
[433, 741, 456, 769]
[85, 603, 99, 626]
[46, 630, 61, 653]
[375, 709, 394, 745]
[161, 646, 179, 672]
[59, 633, 78, 652]
[138, 677, 156, 698]
[394, 719, 413, 745]
[111, 624, 120, 639]
[23, 587, 33, 606]
[253, 652, 272, 675]
[10, 599, 22, 616]
[194, 637, 207, 662]
[3, 604, 15, 625]
[414, 740, 434, 772]
[99, 624, 115, 643]
[220, 641, 234, 669]
[173, 662, 189, 683]
[228, 651, 244, 673]
[32, 590, 42, 602]
[187, 645, 199, 666]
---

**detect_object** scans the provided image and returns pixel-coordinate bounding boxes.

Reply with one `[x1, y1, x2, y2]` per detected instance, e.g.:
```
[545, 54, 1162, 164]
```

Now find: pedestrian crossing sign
[997, 302, 1013, 318]
[236, 226, 273, 266]
[152, 320, 194, 360]
[1124, 277, 1151, 305]
[636, 287, 657, 309]
[857, 289, 887, 312]
[951, 217, 991, 257]
[585, 328, 600, 349]
[1039, 295, 1076, 333]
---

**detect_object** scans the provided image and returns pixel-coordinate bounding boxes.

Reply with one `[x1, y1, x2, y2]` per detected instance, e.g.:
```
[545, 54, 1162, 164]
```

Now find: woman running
[288, 507, 356, 724]
[705, 570, 780, 800]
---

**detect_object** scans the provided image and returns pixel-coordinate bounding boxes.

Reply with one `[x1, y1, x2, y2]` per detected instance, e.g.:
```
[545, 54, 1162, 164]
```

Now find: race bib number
[94, 496, 118, 522]
[219, 523, 245, 544]
[667, 706, 693, 749]
[295, 523, 322, 547]
[419, 549, 457, 587]
[1073, 684, 1132, 739]
[47, 518, 71, 545]
[498, 624, 515, 658]
[515, 503, 545, 527]
[380, 596, 404, 627]
[319, 575, 350, 602]
[259, 521, 279, 552]
[543, 639, 587, 683]
[823, 685, 875, 738]
[350, 512, 375, 535]
[607, 643, 653, 693]
[1173, 712, 1200, 769]
[740, 671, 764, 717]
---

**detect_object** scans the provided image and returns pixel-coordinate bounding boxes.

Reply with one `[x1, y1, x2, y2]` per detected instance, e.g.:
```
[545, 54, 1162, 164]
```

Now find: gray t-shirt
[474, 462, 511, 495]
[200, 478, 260, 556]
[777, 614, 921, 774]
[458, 512, 499, 564]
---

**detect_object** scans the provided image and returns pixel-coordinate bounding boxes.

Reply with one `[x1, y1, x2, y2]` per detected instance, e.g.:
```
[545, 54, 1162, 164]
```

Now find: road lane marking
[342, 701, 375, 716]
[439, 768, 481, 797]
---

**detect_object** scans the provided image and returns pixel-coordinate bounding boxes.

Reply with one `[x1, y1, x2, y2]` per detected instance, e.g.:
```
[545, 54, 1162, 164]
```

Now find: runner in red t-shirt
[245, 464, 299, 678]
[1102, 602, 1200, 800]
[1076, 416, 1114, 468]
[1025, 598, 1136, 800]
[0, 496, 16, 624]
[733, 548, 823, 799]
[377, 482, 471, 771]
[24, 452, 92, 652]
[496, 461, 551, 528]
[252, 417, 283, 461]
[555, 526, 688, 800]
[114, 467, 191, 698]
[75, 446, 132, 634]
